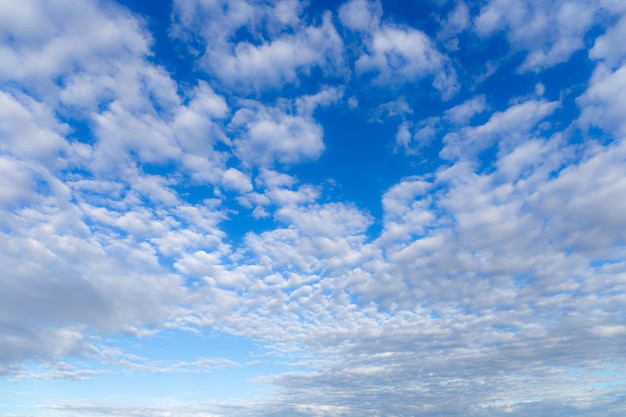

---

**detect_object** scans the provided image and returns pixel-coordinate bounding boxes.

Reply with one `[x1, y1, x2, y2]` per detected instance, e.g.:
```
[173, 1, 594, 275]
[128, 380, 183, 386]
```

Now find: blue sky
[1, 0, 626, 415]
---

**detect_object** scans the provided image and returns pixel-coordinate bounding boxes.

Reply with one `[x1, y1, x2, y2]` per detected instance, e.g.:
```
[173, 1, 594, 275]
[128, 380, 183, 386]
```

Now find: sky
[1, 0, 626, 416]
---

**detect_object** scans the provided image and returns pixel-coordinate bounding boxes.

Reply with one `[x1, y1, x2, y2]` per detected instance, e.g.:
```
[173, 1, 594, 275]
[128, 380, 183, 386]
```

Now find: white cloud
[379, 177, 434, 242]
[256, 169, 298, 188]
[395, 117, 440, 155]
[295, 87, 344, 117]
[0, 211, 191, 335]
[530, 139, 626, 255]
[174, 82, 229, 155]
[275, 202, 372, 238]
[92, 101, 181, 166]
[230, 100, 325, 166]
[238, 202, 375, 281]
[237, 179, 321, 219]
[0, 157, 38, 208]
[369, 97, 413, 123]
[172, 1, 343, 92]
[438, 1, 470, 49]
[474, 0, 598, 72]
[0, 0, 232, 185]
[0, 326, 95, 376]
[441, 98, 559, 160]
[211, 14, 344, 91]
[175, 250, 248, 288]
[0, 91, 69, 162]
[266, 185, 320, 206]
[356, 25, 458, 98]
[590, 14, 626, 65]
[172, 0, 301, 42]
[395, 120, 413, 151]
[393, 95, 487, 155]
[221, 168, 253, 193]
[444, 95, 487, 125]
[0, 0, 159, 108]
[338, 0, 382, 32]
[577, 63, 626, 137]
[0, 0, 237, 378]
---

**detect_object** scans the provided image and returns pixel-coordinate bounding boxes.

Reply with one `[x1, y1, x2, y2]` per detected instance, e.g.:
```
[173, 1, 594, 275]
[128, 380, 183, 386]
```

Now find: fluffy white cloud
[474, 0, 598, 71]
[531, 139, 626, 255]
[577, 64, 626, 137]
[212, 13, 344, 91]
[590, 13, 626, 65]
[295, 87, 344, 117]
[356, 25, 458, 98]
[0, 157, 39, 208]
[230, 100, 325, 166]
[174, 82, 229, 153]
[379, 177, 434, 242]
[172, 0, 302, 41]
[1, 1, 625, 415]
[337, 0, 458, 98]
[0, 0, 232, 183]
[394, 95, 489, 155]
[275, 202, 372, 237]
[438, 1, 470, 49]
[0, 91, 70, 162]
[441, 98, 559, 160]
[444, 94, 487, 125]
[369, 97, 413, 123]
[0, 0, 235, 378]
[172, 0, 344, 92]
[0, 0, 169, 110]
[338, 0, 382, 32]
[221, 168, 253, 193]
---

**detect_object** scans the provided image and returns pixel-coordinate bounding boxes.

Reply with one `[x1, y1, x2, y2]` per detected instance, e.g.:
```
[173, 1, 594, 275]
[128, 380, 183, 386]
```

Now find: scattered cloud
[577, 64, 626, 137]
[1, 0, 626, 416]
[474, 0, 598, 71]
[338, 0, 383, 32]
[172, 0, 344, 92]
[356, 25, 459, 98]
[230, 99, 326, 166]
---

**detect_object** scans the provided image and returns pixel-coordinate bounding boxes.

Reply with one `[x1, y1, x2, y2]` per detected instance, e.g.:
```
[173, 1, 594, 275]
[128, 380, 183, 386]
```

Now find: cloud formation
[1, 0, 626, 416]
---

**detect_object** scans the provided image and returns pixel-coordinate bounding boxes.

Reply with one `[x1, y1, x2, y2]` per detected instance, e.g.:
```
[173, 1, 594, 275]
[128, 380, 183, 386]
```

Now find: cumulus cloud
[444, 94, 487, 125]
[474, 0, 598, 72]
[337, 0, 458, 98]
[394, 95, 487, 155]
[0, 0, 172, 111]
[356, 25, 459, 98]
[0, 90, 70, 162]
[230, 100, 325, 166]
[221, 168, 253, 193]
[0, 0, 232, 378]
[338, 0, 382, 32]
[440, 98, 559, 160]
[1, 1, 626, 416]
[438, 1, 470, 49]
[172, 0, 344, 92]
[577, 64, 626, 137]
[214, 14, 344, 91]
[590, 13, 626, 66]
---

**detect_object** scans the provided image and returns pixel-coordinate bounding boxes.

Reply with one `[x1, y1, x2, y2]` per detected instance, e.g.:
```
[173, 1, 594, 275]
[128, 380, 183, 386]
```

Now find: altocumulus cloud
[1, 0, 626, 416]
